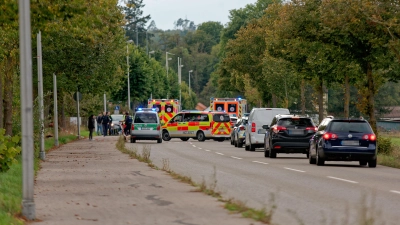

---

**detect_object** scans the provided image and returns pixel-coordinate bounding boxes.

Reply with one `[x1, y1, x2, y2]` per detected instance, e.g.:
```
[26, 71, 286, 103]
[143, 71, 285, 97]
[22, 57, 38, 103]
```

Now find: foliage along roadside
[0, 133, 79, 224]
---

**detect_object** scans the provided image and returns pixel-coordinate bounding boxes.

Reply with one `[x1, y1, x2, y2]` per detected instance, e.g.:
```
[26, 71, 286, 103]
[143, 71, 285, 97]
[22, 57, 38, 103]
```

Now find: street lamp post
[127, 40, 133, 111]
[166, 51, 174, 99]
[189, 70, 193, 97]
[178, 57, 184, 105]
[149, 50, 155, 58]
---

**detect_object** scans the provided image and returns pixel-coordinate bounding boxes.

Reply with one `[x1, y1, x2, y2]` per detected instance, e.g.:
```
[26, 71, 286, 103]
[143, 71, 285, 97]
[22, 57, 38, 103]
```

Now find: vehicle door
[311, 119, 329, 155]
[265, 117, 277, 150]
[167, 114, 183, 137]
[180, 113, 197, 137]
[212, 113, 231, 136]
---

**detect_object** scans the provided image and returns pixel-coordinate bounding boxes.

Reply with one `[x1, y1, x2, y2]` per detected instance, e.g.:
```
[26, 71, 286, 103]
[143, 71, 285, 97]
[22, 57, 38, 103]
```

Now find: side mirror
[262, 125, 269, 129]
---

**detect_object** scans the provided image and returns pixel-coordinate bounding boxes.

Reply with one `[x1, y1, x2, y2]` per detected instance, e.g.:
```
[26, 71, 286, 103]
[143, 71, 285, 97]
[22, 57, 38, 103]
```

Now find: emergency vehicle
[210, 97, 247, 121]
[161, 111, 231, 142]
[148, 99, 181, 124]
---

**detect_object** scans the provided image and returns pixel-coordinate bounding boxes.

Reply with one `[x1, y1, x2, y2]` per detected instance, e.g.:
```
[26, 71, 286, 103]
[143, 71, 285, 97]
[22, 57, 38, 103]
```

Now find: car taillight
[251, 123, 256, 132]
[273, 126, 287, 134]
[240, 126, 245, 131]
[323, 132, 337, 140]
[306, 127, 318, 132]
[363, 134, 376, 141]
[131, 124, 134, 130]
[157, 125, 160, 131]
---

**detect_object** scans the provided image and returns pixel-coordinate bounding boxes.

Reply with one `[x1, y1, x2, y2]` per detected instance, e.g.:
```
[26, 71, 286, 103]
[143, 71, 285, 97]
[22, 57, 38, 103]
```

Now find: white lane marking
[215, 152, 224, 155]
[327, 176, 358, 184]
[192, 145, 196, 147]
[205, 149, 211, 152]
[390, 190, 400, 195]
[252, 161, 269, 165]
[231, 156, 242, 160]
[284, 167, 305, 173]
[198, 148, 202, 150]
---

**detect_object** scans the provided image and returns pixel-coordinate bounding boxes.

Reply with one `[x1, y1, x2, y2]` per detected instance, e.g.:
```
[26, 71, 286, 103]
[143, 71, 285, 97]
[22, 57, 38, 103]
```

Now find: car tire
[245, 144, 249, 151]
[162, 130, 171, 141]
[359, 160, 367, 166]
[249, 142, 256, 151]
[230, 138, 234, 145]
[269, 149, 276, 158]
[157, 138, 162, 143]
[180, 137, 189, 141]
[306, 152, 310, 159]
[316, 150, 324, 166]
[130, 138, 136, 143]
[264, 141, 270, 158]
[197, 131, 206, 142]
[368, 158, 377, 168]
[309, 152, 316, 164]
[237, 137, 243, 148]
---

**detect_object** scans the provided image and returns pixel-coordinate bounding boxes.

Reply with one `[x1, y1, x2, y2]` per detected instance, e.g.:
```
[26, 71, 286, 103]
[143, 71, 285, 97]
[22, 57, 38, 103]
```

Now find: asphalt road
[129, 139, 400, 225]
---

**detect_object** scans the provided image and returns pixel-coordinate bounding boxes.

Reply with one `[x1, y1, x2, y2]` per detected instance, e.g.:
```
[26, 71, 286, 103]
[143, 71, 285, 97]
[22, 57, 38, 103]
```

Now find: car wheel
[230, 138, 234, 145]
[130, 138, 136, 143]
[368, 158, 377, 168]
[264, 141, 270, 158]
[309, 149, 316, 164]
[237, 137, 243, 148]
[359, 160, 367, 166]
[180, 137, 189, 141]
[197, 131, 206, 142]
[316, 150, 324, 166]
[245, 144, 249, 151]
[162, 130, 171, 141]
[249, 142, 256, 151]
[306, 152, 310, 159]
[157, 138, 162, 143]
[269, 148, 276, 158]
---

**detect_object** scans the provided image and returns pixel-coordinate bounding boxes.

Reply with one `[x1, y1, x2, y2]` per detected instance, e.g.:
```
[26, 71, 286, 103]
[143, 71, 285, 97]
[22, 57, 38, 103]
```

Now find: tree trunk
[4, 57, 14, 136]
[62, 94, 66, 128]
[0, 60, 4, 129]
[366, 62, 377, 134]
[344, 75, 350, 118]
[272, 94, 277, 108]
[301, 79, 306, 114]
[317, 78, 324, 124]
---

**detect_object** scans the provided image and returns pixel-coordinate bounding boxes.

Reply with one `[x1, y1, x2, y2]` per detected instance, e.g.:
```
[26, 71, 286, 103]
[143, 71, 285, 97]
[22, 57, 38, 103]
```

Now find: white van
[245, 108, 290, 151]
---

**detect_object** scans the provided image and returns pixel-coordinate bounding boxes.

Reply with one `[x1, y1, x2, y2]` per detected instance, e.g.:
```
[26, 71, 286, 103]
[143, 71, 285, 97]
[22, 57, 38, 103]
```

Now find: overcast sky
[141, 0, 257, 30]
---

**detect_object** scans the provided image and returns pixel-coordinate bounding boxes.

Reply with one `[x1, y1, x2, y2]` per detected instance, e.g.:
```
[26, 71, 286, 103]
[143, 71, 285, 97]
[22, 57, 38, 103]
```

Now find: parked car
[230, 118, 240, 145]
[130, 108, 162, 143]
[110, 114, 124, 134]
[263, 114, 317, 158]
[233, 117, 248, 148]
[309, 117, 377, 167]
[245, 108, 290, 151]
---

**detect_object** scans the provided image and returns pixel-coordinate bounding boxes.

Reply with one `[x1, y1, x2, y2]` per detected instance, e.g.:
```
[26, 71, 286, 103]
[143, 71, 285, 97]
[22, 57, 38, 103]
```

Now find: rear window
[183, 113, 209, 122]
[153, 104, 161, 113]
[228, 104, 237, 113]
[215, 104, 224, 112]
[165, 105, 174, 113]
[213, 114, 230, 122]
[328, 121, 372, 133]
[134, 113, 158, 123]
[277, 118, 314, 127]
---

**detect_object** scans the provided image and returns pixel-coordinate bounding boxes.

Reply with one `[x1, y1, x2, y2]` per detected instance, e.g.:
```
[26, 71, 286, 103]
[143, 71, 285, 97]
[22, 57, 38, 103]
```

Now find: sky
[141, 0, 258, 30]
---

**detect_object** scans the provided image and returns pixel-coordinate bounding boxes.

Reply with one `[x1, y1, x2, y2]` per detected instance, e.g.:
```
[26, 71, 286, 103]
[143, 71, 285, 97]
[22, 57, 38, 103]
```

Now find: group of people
[87, 111, 132, 140]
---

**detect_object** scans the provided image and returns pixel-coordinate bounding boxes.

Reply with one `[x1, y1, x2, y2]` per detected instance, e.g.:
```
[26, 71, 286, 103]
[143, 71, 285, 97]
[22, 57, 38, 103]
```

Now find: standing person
[124, 112, 132, 136]
[88, 115, 95, 140]
[107, 112, 113, 135]
[101, 111, 110, 137]
[96, 113, 103, 136]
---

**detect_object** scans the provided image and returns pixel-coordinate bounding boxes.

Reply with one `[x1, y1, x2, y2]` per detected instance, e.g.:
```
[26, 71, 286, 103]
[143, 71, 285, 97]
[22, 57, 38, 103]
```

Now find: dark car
[263, 115, 317, 158]
[309, 117, 377, 167]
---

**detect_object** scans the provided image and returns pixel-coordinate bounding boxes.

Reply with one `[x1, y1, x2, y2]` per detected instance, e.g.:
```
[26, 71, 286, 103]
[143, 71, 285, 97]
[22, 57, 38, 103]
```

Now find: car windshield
[213, 114, 230, 122]
[134, 113, 158, 123]
[111, 115, 124, 122]
[329, 121, 372, 133]
[277, 118, 313, 127]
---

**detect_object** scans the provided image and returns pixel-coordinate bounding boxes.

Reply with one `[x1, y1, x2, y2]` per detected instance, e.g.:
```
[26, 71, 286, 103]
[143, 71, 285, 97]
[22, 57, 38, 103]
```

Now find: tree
[124, 0, 151, 46]
[197, 21, 224, 44]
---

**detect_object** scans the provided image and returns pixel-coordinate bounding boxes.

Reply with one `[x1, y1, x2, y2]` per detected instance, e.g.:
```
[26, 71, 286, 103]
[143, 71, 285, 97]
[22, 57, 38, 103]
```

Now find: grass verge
[0, 132, 79, 224]
[379, 134, 400, 169]
[116, 136, 276, 224]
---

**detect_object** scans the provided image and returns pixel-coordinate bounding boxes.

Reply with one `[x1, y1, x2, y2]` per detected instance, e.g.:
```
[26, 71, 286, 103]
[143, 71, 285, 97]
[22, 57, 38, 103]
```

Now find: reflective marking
[390, 190, 400, 195]
[231, 156, 242, 160]
[192, 145, 196, 147]
[198, 148, 202, 150]
[252, 161, 269, 165]
[284, 167, 305, 173]
[215, 152, 224, 155]
[327, 176, 358, 184]
[205, 149, 211, 152]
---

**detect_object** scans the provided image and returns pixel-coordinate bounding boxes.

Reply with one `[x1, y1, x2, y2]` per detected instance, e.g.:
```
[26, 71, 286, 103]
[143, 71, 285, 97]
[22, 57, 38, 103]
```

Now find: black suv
[309, 117, 377, 167]
[263, 115, 317, 158]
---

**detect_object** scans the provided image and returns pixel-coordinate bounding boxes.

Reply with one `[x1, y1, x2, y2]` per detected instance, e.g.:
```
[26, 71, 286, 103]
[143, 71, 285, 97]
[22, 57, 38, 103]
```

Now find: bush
[0, 129, 21, 172]
[377, 136, 393, 155]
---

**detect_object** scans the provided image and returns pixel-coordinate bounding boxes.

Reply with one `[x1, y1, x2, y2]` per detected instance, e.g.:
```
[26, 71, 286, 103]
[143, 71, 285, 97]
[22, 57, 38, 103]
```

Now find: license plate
[289, 130, 304, 135]
[142, 128, 152, 130]
[341, 140, 359, 146]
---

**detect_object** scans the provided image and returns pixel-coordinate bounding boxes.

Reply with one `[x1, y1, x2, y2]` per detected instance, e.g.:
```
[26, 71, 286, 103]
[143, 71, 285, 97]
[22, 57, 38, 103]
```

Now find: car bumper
[130, 133, 161, 140]
[250, 133, 265, 145]
[320, 145, 376, 161]
[271, 138, 310, 153]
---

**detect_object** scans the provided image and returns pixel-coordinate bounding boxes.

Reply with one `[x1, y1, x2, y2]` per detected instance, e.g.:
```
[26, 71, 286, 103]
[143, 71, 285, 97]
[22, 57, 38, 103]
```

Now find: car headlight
[111, 123, 114, 126]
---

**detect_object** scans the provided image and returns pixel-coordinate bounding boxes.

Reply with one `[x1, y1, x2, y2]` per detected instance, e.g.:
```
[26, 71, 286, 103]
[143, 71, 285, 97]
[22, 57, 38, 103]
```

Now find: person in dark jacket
[88, 114, 95, 140]
[101, 111, 110, 137]
[96, 113, 103, 136]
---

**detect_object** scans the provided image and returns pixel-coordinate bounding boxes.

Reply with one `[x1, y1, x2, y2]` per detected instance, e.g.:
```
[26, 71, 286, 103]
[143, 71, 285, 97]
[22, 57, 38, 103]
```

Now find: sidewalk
[32, 136, 260, 225]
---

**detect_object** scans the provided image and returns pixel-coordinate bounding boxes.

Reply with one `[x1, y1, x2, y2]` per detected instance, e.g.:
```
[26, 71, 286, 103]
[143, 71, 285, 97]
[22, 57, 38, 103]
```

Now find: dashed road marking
[198, 148, 202, 150]
[284, 167, 305, 173]
[252, 161, 269, 165]
[327, 176, 358, 184]
[215, 152, 224, 155]
[192, 145, 196, 148]
[231, 156, 242, 160]
[390, 190, 400, 195]
[205, 149, 211, 152]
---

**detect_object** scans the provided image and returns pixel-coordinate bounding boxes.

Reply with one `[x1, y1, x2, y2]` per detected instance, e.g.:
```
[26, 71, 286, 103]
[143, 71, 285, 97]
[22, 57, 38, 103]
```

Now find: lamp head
[127, 40, 133, 43]
[189, 70, 193, 72]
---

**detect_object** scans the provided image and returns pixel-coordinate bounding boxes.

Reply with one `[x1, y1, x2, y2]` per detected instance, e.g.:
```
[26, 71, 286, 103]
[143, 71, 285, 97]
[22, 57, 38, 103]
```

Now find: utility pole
[19, 0, 35, 220]
[103, 93, 107, 112]
[178, 57, 183, 106]
[135, 25, 139, 46]
[53, 74, 59, 147]
[37, 31, 45, 160]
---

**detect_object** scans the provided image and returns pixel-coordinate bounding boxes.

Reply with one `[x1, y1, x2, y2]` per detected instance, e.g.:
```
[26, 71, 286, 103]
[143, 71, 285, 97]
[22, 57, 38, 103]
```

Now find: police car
[130, 108, 162, 143]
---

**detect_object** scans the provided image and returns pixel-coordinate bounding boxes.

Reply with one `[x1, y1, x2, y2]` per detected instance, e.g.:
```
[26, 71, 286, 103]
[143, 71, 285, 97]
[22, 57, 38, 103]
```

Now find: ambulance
[148, 99, 181, 125]
[161, 111, 231, 142]
[210, 97, 247, 118]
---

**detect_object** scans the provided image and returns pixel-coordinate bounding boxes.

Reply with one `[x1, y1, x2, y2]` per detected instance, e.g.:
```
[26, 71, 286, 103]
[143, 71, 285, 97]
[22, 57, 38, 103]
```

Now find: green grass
[0, 133, 78, 224]
[379, 134, 400, 169]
